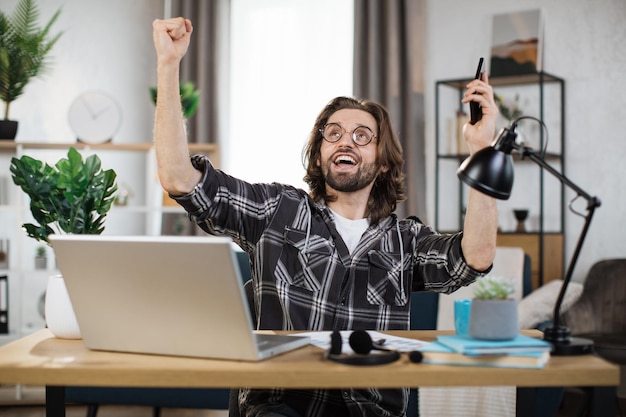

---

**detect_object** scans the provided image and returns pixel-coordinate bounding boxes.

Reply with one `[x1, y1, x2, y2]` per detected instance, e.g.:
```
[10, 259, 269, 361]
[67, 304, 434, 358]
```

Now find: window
[227, 0, 353, 190]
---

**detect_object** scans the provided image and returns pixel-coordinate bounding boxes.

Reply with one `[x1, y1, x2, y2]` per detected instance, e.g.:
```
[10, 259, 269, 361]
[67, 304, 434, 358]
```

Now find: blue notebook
[437, 334, 552, 356]
[419, 341, 550, 369]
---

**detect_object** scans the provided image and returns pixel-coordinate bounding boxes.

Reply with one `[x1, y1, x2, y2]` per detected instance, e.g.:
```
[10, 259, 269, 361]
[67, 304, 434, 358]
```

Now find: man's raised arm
[459, 72, 499, 271]
[152, 17, 202, 196]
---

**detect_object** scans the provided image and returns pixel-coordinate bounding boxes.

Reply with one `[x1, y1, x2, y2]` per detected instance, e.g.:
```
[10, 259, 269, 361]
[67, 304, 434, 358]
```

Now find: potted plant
[468, 275, 519, 340]
[34, 245, 47, 269]
[0, 0, 63, 140]
[494, 93, 523, 123]
[10, 147, 117, 244]
[10, 147, 117, 339]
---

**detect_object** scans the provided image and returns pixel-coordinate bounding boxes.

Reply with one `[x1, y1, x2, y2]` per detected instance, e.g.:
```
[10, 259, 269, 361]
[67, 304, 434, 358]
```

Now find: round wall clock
[68, 91, 122, 144]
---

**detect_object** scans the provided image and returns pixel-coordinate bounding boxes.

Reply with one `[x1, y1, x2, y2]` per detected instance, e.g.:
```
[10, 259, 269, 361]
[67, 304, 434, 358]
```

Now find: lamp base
[544, 325, 594, 356]
[550, 337, 594, 356]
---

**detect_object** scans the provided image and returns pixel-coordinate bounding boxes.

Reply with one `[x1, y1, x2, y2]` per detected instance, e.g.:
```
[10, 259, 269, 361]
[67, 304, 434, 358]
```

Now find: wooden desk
[0, 330, 619, 417]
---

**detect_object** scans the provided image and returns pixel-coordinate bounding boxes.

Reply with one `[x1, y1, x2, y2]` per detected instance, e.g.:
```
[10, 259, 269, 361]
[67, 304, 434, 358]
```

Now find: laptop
[49, 234, 310, 361]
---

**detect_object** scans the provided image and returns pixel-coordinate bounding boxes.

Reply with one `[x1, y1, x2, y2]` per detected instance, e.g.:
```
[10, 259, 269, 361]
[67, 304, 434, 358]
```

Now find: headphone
[326, 330, 400, 365]
[325, 330, 423, 366]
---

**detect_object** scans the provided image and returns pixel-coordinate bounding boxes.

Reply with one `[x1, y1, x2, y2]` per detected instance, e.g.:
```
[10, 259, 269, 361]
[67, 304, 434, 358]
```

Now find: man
[153, 17, 499, 417]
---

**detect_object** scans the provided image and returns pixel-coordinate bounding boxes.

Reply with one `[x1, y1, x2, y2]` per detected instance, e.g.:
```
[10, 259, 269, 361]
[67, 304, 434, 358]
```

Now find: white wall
[3, 0, 162, 143]
[424, 0, 626, 282]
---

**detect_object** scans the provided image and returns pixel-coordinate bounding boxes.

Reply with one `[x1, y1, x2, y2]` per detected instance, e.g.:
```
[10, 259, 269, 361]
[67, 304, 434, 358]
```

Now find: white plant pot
[45, 274, 81, 339]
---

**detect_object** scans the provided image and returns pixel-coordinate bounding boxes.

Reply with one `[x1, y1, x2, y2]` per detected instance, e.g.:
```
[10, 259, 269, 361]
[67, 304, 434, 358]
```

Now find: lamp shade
[457, 147, 514, 200]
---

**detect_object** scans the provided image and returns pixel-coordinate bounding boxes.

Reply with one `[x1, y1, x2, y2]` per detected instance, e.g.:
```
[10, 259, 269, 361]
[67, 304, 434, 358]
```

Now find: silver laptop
[49, 234, 309, 361]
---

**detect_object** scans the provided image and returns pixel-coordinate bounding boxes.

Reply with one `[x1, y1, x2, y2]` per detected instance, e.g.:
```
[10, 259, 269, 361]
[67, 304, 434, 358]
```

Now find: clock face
[68, 91, 122, 144]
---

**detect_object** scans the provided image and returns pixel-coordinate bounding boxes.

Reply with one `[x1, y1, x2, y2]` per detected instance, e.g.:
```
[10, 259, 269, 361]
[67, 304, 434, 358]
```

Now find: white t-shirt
[329, 208, 369, 254]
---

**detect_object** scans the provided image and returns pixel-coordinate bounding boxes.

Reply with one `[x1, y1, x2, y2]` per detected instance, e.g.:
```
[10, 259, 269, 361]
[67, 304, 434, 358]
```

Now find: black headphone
[325, 330, 401, 366]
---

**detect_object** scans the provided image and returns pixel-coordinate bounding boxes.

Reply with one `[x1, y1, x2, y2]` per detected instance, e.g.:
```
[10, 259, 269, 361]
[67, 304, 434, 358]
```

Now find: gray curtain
[169, 0, 230, 144]
[353, 0, 427, 220]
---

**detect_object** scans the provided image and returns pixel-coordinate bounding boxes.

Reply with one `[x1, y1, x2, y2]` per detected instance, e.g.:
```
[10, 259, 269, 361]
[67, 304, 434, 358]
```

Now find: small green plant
[0, 0, 63, 120]
[473, 275, 515, 300]
[494, 93, 523, 122]
[150, 81, 200, 119]
[35, 245, 46, 257]
[9, 147, 118, 244]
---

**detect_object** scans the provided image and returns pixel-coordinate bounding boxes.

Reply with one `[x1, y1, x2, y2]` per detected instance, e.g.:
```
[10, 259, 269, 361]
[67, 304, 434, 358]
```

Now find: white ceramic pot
[469, 298, 519, 341]
[45, 274, 81, 339]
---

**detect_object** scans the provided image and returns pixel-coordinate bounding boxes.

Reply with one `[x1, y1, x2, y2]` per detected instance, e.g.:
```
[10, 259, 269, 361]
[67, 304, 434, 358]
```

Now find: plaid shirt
[173, 155, 487, 417]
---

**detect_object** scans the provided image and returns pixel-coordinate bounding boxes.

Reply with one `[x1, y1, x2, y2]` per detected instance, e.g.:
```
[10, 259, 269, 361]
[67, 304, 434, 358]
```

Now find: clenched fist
[152, 17, 193, 66]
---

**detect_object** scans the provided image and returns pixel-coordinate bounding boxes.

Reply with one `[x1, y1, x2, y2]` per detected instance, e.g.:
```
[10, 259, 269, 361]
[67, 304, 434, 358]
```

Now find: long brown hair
[302, 97, 406, 224]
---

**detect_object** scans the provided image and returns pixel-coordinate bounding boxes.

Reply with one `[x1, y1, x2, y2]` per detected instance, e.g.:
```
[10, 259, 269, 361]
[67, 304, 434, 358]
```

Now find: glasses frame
[319, 123, 377, 146]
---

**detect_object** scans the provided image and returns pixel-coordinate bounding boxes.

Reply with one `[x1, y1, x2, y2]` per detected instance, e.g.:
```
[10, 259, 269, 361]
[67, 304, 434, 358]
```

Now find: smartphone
[469, 57, 484, 125]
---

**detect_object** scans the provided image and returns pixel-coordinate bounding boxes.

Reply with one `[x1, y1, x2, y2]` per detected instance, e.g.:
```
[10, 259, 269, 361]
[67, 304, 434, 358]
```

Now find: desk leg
[586, 386, 616, 417]
[516, 387, 535, 417]
[46, 385, 66, 417]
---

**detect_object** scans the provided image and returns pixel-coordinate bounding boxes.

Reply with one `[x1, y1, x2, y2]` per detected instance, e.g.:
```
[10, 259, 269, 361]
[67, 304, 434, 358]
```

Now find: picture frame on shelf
[490, 9, 543, 77]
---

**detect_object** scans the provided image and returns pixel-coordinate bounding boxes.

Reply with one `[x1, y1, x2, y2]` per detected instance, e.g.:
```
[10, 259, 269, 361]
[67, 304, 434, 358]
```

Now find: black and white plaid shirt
[173, 155, 488, 417]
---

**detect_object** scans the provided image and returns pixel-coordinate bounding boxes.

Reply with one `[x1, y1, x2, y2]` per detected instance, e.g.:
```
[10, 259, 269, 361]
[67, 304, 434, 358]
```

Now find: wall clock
[68, 91, 122, 144]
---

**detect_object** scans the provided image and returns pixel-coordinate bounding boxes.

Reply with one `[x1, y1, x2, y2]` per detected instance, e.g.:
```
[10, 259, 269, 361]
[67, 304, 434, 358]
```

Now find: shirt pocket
[274, 227, 334, 293]
[367, 251, 410, 306]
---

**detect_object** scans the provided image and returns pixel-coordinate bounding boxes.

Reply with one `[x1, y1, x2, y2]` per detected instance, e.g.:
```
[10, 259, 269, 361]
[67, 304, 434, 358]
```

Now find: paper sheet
[297, 330, 429, 354]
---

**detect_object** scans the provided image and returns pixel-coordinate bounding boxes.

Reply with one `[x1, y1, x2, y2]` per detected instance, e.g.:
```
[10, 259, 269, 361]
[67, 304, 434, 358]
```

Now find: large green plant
[0, 0, 63, 120]
[9, 147, 118, 244]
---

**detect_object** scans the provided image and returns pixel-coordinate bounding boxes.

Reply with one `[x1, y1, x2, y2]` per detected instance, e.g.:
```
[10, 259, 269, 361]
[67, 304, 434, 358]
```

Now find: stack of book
[418, 334, 553, 369]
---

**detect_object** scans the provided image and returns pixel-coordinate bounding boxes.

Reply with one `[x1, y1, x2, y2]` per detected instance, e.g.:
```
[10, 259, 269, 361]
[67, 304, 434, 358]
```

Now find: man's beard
[324, 161, 379, 193]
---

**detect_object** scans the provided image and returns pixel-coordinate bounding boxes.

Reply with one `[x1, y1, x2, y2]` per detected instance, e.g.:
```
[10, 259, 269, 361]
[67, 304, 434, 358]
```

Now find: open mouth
[334, 155, 357, 166]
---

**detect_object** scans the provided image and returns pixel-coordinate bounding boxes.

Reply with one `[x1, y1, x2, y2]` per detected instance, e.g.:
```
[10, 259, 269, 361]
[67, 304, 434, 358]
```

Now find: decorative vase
[35, 256, 47, 270]
[513, 209, 529, 233]
[469, 298, 519, 341]
[0, 120, 18, 140]
[44, 274, 81, 339]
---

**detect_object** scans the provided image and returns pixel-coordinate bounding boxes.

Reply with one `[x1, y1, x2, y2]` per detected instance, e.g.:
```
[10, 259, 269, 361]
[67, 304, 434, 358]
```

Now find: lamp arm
[521, 147, 597, 206]
[550, 204, 596, 329]
[518, 146, 601, 337]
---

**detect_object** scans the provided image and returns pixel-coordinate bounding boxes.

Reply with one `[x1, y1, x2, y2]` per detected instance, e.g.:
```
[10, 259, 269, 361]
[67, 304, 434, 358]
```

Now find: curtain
[169, 0, 230, 144]
[353, 0, 427, 220]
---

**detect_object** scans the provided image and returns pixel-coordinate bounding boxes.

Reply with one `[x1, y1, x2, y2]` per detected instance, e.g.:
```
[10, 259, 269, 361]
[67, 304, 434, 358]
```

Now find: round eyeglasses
[319, 123, 376, 146]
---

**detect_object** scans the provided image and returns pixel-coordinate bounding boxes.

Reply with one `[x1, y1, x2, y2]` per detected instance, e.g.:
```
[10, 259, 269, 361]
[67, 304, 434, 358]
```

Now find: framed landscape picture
[490, 9, 543, 77]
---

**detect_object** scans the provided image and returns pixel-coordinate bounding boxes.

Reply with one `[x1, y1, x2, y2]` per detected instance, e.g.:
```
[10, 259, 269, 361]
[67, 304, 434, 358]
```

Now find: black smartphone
[469, 57, 484, 125]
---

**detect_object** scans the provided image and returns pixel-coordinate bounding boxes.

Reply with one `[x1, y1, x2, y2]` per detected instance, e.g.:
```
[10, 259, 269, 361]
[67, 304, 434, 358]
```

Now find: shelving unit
[434, 72, 565, 290]
[0, 141, 218, 346]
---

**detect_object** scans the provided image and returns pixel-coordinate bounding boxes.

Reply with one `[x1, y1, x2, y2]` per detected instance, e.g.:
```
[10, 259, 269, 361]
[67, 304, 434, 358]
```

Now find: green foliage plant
[473, 275, 515, 300]
[9, 147, 117, 244]
[494, 93, 523, 122]
[0, 0, 63, 120]
[150, 81, 200, 119]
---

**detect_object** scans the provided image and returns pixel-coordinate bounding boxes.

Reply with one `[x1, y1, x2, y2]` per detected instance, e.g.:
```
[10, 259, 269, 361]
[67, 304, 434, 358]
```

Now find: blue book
[418, 341, 550, 369]
[436, 334, 552, 356]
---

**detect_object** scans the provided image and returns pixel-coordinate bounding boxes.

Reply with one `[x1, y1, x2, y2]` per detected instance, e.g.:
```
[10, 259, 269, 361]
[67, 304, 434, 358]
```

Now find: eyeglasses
[319, 123, 376, 146]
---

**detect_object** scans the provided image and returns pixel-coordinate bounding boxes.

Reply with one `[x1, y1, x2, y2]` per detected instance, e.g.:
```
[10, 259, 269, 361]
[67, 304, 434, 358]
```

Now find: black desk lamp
[457, 118, 601, 355]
